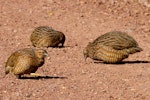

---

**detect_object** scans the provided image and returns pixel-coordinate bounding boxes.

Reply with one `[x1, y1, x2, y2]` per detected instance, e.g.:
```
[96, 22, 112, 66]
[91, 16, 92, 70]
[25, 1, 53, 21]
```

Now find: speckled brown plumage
[30, 26, 66, 48]
[83, 31, 143, 63]
[5, 48, 48, 78]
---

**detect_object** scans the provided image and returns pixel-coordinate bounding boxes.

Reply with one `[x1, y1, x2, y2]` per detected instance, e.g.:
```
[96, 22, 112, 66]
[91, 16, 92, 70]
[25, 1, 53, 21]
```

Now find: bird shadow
[117, 60, 150, 64]
[20, 75, 67, 80]
[94, 60, 150, 65]
[51, 45, 71, 48]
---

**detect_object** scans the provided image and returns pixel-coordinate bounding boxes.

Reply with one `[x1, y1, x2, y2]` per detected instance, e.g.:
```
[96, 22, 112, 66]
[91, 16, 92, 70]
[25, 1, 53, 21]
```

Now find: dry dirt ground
[0, 0, 150, 100]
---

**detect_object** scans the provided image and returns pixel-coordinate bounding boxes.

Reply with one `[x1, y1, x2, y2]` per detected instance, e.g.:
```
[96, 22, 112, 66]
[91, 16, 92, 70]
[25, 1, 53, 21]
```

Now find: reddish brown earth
[0, 0, 150, 99]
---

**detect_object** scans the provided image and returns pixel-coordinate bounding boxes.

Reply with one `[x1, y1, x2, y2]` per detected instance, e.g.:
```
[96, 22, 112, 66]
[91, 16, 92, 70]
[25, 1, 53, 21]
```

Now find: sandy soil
[0, 0, 150, 100]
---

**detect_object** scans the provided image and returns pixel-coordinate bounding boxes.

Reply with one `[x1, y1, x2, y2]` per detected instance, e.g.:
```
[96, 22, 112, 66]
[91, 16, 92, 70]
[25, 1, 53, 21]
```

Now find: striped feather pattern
[5, 48, 47, 78]
[93, 31, 139, 50]
[94, 45, 129, 63]
[30, 26, 65, 48]
[83, 31, 143, 63]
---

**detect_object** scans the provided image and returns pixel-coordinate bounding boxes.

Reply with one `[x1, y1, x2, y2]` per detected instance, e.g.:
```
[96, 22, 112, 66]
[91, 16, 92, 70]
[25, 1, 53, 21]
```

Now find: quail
[30, 26, 66, 48]
[83, 31, 143, 63]
[5, 48, 48, 78]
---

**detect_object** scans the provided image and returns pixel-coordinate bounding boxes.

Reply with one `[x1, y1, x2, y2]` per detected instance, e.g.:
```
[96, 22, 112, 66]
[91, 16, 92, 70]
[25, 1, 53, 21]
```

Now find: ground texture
[0, 0, 150, 100]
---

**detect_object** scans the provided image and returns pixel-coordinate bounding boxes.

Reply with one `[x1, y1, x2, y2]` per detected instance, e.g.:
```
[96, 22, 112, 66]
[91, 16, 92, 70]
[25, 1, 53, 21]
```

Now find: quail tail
[126, 47, 143, 54]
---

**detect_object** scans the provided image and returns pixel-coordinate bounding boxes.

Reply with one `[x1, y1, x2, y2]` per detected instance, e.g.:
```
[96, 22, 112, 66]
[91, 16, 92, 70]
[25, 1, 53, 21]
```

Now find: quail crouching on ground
[5, 48, 48, 79]
[30, 26, 66, 48]
[83, 31, 143, 64]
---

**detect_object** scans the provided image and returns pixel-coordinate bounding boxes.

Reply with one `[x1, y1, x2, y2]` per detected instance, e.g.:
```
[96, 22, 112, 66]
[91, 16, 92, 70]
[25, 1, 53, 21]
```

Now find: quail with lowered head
[83, 31, 143, 63]
[30, 26, 66, 48]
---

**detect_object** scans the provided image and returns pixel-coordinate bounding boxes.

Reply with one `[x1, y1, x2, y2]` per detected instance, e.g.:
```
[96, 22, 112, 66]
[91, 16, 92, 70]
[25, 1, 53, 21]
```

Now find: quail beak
[84, 54, 87, 62]
[83, 49, 88, 62]
[44, 52, 49, 57]
[44, 53, 50, 59]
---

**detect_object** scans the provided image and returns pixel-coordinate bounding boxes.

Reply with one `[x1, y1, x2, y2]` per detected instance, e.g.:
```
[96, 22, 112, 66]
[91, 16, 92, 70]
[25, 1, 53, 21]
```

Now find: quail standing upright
[30, 26, 66, 48]
[5, 48, 48, 78]
[83, 31, 143, 63]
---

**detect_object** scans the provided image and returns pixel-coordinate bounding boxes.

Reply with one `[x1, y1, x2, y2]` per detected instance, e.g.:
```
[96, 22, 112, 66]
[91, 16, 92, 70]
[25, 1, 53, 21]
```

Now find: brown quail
[5, 48, 48, 78]
[30, 26, 66, 48]
[83, 31, 143, 63]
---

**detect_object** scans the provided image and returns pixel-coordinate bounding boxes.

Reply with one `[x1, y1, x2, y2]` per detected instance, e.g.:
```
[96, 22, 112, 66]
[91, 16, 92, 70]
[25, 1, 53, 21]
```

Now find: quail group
[5, 26, 143, 78]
